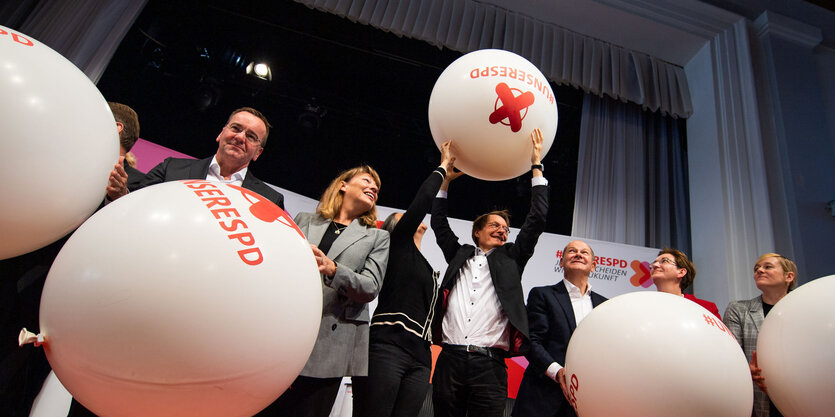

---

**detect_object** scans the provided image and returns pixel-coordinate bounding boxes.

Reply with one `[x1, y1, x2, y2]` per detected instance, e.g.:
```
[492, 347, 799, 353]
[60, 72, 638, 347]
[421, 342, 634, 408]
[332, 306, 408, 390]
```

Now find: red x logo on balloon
[489, 82, 535, 132]
[226, 184, 305, 239]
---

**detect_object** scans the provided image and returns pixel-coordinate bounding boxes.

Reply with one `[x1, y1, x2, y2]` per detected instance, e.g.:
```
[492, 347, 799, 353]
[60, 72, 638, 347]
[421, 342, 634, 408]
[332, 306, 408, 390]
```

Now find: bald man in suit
[512, 240, 607, 417]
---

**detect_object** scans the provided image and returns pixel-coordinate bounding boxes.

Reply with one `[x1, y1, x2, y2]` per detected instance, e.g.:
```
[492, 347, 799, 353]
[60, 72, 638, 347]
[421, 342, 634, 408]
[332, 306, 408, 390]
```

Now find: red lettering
[517, 70, 526, 81]
[470, 68, 480, 78]
[499, 66, 507, 76]
[228, 232, 255, 246]
[184, 180, 217, 189]
[211, 207, 240, 219]
[527, 74, 534, 85]
[202, 196, 231, 208]
[12, 33, 33, 46]
[194, 188, 224, 197]
[238, 247, 263, 266]
[556, 250, 563, 259]
[568, 373, 579, 407]
[534, 77, 542, 92]
[491, 66, 498, 76]
[508, 68, 517, 79]
[480, 67, 489, 77]
[219, 219, 247, 232]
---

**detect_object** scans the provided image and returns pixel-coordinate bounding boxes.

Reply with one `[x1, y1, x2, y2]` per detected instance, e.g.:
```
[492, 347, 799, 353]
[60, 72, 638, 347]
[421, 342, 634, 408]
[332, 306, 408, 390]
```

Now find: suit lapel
[189, 157, 212, 179]
[242, 170, 261, 189]
[554, 281, 577, 330]
[306, 216, 331, 246]
[748, 296, 764, 333]
[326, 219, 368, 260]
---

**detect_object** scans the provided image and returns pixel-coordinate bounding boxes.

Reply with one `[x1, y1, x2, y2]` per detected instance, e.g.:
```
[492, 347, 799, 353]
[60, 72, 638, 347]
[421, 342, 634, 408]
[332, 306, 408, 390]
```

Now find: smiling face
[215, 111, 266, 170]
[340, 173, 379, 213]
[650, 253, 685, 288]
[754, 256, 795, 293]
[473, 214, 509, 251]
[560, 240, 596, 278]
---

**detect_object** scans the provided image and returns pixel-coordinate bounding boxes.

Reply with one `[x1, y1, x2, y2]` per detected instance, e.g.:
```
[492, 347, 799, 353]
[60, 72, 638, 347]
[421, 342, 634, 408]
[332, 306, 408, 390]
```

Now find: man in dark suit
[106, 107, 284, 209]
[512, 240, 608, 417]
[430, 129, 548, 417]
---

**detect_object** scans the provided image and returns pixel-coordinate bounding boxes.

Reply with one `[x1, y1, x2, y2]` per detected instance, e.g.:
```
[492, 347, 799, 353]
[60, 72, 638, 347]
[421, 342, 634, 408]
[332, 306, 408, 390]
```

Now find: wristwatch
[531, 164, 544, 172]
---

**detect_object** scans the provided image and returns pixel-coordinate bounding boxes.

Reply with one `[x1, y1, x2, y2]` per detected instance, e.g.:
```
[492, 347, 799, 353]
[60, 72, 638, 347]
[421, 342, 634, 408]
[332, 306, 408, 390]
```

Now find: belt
[442, 343, 508, 360]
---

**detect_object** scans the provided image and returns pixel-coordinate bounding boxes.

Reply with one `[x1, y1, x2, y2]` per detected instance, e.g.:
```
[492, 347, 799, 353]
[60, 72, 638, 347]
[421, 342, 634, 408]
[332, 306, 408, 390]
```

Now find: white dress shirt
[206, 156, 247, 185]
[441, 247, 510, 350]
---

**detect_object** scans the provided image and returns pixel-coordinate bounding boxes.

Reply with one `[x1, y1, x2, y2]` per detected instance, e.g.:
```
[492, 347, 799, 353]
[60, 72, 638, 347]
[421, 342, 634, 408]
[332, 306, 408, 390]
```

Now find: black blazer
[512, 281, 607, 417]
[133, 156, 284, 209]
[430, 183, 549, 356]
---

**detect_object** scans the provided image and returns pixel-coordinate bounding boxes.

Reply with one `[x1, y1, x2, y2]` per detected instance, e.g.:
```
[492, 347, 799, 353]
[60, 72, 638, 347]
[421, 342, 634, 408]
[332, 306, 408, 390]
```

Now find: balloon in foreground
[39, 181, 322, 417]
[0, 25, 118, 260]
[565, 291, 752, 417]
[757, 275, 835, 417]
[428, 48, 557, 180]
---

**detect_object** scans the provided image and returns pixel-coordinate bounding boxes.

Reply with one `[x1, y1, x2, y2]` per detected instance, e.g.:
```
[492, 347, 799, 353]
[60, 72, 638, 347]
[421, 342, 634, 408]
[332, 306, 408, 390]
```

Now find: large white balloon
[564, 291, 752, 417]
[428, 49, 557, 181]
[39, 181, 322, 417]
[757, 275, 835, 417]
[0, 25, 118, 260]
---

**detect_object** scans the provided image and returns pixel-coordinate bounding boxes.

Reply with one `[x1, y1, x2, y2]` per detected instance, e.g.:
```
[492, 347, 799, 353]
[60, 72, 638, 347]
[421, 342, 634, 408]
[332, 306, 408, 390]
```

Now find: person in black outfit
[431, 128, 549, 417]
[352, 142, 456, 417]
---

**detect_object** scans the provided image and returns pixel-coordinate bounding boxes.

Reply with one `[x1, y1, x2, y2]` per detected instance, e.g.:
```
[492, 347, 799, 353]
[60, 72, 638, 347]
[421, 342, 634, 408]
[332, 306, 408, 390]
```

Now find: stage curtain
[293, 0, 693, 118]
[0, 0, 147, 83]
[572, 94, 691, 254]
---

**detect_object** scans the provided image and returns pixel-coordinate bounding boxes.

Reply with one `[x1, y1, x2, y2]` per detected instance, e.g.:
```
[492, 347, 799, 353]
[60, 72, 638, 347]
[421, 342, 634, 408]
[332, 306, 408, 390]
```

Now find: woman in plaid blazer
[723, 253, 797, 417]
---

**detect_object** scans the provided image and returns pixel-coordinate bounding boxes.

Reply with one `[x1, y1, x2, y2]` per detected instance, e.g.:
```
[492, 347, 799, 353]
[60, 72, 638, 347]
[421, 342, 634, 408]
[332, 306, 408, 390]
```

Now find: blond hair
[755, 253, 798, 291]
[316, 165, 381, 227]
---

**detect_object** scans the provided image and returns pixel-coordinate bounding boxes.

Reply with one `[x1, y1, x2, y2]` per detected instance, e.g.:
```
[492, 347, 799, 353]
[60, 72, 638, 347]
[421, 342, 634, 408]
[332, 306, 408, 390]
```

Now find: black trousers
[432, 349, 507, 417]
[254, 375, 343, 417]
[352, 341, 430, 417]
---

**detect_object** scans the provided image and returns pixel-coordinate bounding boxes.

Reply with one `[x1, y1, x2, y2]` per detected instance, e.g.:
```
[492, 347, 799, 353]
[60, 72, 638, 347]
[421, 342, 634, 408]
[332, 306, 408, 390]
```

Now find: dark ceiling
[97, 0, 585, 233]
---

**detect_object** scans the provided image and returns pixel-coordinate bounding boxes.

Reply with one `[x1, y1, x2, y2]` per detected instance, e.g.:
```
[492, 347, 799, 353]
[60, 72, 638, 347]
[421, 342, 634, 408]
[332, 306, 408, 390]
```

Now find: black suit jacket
[512, 281, 607, 417]
[124, 163, 145, 192]
[430, 183, 549, 356]
[133, 156, 284, 209]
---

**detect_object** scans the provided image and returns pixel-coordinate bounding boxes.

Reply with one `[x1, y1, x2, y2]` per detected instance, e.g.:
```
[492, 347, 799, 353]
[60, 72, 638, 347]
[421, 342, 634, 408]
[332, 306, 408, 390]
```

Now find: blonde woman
[723, 253, 797, 417]
[257, 165, 389, 417]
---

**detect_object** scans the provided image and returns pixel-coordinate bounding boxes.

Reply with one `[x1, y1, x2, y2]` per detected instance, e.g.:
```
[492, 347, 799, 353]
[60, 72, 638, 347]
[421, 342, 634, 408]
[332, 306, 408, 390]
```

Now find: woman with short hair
[723, 253, 797, 417]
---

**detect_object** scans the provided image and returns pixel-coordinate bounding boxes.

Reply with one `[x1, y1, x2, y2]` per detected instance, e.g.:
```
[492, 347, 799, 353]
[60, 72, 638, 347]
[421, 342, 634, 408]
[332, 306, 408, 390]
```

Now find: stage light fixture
[246, 61, 272, 81]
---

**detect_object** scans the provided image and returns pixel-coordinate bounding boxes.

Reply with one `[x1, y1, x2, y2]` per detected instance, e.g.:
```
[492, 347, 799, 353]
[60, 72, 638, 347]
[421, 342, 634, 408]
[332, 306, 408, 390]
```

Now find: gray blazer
[294, 212, 390, 378]
[723, 296, 769, 417]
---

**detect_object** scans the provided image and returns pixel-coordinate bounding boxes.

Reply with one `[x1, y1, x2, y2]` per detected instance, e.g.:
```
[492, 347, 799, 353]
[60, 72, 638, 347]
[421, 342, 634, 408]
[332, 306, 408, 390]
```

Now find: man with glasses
[512, 240, 607, 417]
[106, 107, 284, 209]
[430, 128, 548, 417]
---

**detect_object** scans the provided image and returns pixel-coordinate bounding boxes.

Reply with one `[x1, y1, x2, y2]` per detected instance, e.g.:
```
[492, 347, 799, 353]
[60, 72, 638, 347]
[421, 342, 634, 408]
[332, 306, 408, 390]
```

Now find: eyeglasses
[225, 123, 262, 145]
[651, 258, 677, 267]
[485, 222, 510, 234]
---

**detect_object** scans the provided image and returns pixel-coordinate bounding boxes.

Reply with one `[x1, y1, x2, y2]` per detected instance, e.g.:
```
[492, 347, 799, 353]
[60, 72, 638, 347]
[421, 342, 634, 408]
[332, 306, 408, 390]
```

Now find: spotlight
[246, 61, 272, 81]
[298, 99, 327, 129]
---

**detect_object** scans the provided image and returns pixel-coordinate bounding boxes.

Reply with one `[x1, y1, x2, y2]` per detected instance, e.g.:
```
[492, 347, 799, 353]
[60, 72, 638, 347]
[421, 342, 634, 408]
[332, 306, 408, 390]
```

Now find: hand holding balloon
[105, 156, 129, 201]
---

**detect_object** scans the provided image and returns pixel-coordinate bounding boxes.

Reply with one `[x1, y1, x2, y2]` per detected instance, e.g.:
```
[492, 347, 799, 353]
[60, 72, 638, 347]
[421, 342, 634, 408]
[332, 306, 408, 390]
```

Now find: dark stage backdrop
[96, 0, 584, 234]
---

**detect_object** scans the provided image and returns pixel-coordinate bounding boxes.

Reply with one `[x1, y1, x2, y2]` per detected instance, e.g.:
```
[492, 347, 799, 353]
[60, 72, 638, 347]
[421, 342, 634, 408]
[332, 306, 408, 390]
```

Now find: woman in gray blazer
[723, 253, 797, 417]
[256, 165, 390, 417]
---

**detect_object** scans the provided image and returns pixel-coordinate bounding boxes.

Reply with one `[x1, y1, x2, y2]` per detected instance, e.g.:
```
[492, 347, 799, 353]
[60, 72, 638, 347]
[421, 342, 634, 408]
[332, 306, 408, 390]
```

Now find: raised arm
[392, 142, 456, 243]
[511, 128, 549, 264]
[431, 159, 466, 262]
